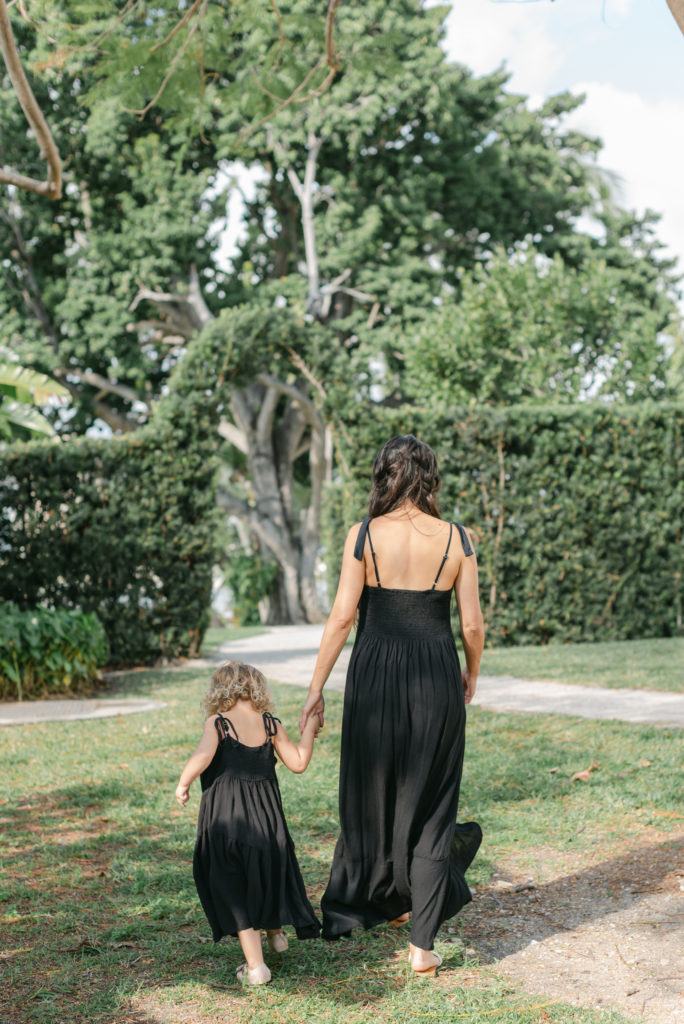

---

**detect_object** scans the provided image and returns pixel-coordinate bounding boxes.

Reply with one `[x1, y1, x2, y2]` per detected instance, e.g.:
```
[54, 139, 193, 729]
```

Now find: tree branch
[242, 0, 342, 139]
[128, 264, 213, 338]
[256, 371, 324, 433]
[256, 384, 280, 445]
[216, 486, 288, 563]
[285, 131, 323, 308]
[217, 418, 248, 453]
[59, 368, 148, 410]
[123, 0, 207, 118]
[0, 0, 62, 199]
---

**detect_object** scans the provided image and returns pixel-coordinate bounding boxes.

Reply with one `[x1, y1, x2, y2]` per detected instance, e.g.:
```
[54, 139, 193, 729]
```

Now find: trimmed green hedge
[0, 423, 218, 665]
[326, 402, 683, 645]
[0, 603, 108, 701]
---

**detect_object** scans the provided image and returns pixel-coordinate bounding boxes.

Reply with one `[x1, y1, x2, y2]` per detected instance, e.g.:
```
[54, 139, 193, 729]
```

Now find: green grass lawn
[481, 636, 683, 692]
[2, 664, 681, 1024]
[200, 625, 266, 657]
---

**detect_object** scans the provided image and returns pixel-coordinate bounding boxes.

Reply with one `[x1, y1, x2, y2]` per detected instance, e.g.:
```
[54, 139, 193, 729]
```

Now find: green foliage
[405, 246, 680, 407]
[223, 543, 279, 626]
[0, 424, 219, 666]
[0, 603, 107, 701]
[327, 401, 684, 646]
[0, 14, 222, 434]
[0, 356, 69, 440]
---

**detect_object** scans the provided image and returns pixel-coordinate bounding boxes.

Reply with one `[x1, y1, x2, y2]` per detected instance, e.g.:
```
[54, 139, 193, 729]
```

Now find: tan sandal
[390, 913, 410, 927]
[408, 949, 442, 977]
[266, 930, 288, 953]
[236, 961, 271, 986]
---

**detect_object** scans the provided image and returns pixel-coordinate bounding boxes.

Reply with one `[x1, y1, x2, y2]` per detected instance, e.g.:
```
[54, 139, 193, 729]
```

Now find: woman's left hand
[462, 669, 477, 705]
[299, 690, 325, 733]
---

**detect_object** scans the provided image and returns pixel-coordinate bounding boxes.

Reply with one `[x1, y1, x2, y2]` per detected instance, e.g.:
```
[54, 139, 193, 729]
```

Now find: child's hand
[303, 713, 322, 739]
[175, 783, 190, 808]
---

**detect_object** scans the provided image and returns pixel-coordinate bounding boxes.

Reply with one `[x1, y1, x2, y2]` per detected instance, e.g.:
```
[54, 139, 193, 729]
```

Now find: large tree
[3, 1, 680, 624]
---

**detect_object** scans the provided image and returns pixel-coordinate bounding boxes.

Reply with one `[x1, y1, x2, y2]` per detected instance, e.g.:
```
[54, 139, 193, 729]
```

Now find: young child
[175, 660, 321, 986]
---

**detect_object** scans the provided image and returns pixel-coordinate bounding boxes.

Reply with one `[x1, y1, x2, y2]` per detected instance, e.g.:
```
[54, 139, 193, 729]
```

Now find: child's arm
[175, 716, 220, 807]
[272, 714, 320, 774]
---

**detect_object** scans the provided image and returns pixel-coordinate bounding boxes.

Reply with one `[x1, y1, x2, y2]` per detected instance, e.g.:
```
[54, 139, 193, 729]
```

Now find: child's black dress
[193, 711, 320, 940]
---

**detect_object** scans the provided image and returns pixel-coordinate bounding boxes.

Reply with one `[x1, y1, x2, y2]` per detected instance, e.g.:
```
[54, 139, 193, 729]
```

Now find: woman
[299, 434, 484, 976]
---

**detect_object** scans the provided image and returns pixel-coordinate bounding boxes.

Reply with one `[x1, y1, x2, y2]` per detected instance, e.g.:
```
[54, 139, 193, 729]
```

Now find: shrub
[223, 545, 280, 626]
[326, 401, 684, 646]
[0, 420, 219, 666]
[0, 603, 109, 701]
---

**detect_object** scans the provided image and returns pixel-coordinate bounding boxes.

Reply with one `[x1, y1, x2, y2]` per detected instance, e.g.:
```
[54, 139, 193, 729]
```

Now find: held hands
[175, 782, 190, 808]
[299, 690, 325, 734]
[462, 668, 477, 705]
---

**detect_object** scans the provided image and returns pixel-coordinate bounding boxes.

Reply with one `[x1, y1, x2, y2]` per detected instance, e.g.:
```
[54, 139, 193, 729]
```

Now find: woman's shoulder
[345, 520, 369, 551]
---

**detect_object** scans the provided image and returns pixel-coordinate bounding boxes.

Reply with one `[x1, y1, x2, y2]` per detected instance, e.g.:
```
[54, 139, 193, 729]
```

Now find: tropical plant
[0, 603, 108, 700]
[0, 353, 68, 439]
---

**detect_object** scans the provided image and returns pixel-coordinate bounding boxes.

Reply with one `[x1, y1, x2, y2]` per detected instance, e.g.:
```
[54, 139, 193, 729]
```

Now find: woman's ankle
[409, 942, 435, 964]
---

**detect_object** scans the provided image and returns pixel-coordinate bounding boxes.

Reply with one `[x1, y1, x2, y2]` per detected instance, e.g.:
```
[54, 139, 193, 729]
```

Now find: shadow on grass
[461, 833, 684, 964]
[3, 772, 681, 1023]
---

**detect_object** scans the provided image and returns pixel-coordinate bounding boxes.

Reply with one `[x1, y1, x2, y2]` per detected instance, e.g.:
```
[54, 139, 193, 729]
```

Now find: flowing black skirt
[321, 586, 481, 950]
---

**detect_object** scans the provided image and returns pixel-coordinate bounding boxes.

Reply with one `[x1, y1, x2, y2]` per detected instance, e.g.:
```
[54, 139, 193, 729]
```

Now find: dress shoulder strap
[353, 516, 381, 586]
[432, 522, 454, 589]
[215, 713, 239, 744]
[262, 712, 281, 739]
[353, 516, 371, 560]
[454, 522, 474, 557]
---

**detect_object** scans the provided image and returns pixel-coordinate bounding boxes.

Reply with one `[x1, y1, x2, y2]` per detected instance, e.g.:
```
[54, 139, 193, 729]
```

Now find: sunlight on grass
[200, 624, 266, 657]
[481, 636, 683, 692]
[1, 665, 678, 1023]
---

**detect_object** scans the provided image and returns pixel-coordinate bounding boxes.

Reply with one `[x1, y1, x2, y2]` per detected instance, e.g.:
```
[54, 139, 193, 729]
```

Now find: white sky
[442, 0, 684, 278]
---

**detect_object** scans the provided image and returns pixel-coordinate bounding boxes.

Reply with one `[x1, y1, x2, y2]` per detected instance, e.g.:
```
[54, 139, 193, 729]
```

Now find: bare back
[360, 512, 466, 591]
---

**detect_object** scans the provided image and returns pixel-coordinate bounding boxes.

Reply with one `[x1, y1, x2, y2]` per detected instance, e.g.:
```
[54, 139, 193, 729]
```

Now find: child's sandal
[236, 961, 271, 986]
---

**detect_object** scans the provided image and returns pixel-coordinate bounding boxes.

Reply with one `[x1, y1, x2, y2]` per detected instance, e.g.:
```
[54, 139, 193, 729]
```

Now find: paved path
[214, 624, 684, 728]
[0, 697, 166, 727]
[2, 624, 682, 727]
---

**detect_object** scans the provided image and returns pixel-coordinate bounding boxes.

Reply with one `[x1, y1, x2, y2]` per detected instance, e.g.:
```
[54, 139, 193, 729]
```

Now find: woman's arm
[273, 715, 320, 773]
[454, 531, 485, 704]
[175, 716, 219, 807]
[298, 524, 366, 731]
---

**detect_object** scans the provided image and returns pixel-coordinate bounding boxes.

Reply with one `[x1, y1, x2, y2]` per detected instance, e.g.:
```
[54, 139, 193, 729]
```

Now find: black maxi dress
[320, 517, 482, 951]
[193, 712, 320, 941]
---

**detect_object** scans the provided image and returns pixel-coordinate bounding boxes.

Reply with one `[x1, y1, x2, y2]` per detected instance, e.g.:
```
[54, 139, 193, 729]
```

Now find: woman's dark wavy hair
[368, 435, 441, 518]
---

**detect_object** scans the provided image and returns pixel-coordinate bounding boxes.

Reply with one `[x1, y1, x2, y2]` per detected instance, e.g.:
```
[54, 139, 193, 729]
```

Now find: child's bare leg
[237, 927, 264, 970]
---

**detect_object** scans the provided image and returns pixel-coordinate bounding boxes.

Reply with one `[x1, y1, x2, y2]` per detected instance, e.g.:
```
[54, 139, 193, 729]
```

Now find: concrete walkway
[214, 624, 684, 728]
[2, 624, 682, 727]
[0, 696, 166, 727]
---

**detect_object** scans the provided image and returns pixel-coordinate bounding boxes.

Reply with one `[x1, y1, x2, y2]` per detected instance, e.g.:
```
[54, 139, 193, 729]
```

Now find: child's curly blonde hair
[202, 661, 274, 716]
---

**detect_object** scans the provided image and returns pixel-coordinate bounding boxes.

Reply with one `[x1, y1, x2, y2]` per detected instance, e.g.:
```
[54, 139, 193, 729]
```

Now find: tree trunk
[130, 279, 333, 624]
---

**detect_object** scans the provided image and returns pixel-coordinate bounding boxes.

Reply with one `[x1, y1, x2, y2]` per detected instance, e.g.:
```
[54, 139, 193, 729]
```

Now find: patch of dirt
[128, 993, 243, 1024]
[460, 832, 684, 1024]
